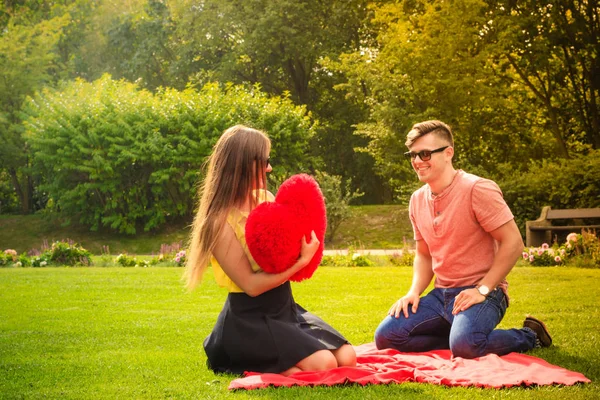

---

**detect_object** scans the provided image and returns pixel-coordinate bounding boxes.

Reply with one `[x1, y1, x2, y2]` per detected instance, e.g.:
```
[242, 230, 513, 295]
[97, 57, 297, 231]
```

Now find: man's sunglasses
[404, 146, 449, 161]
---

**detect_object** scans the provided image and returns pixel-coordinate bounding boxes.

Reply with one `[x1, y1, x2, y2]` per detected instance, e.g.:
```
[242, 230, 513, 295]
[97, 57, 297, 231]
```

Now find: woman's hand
[298, 230, 320, 266]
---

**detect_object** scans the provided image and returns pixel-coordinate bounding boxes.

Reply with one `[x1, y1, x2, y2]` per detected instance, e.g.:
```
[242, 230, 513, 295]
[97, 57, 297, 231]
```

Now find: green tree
[0, 170, 18, 214]
[23, 75, 316, 233]
[332, 0, 595, 201]
[174, 0, 369, 104]
[332, 1, 514, 200]
[97, 0, 179, 90]
[484, 0, 600, 156]
[172, 0, 384, 202]
[0, 12, 69, 213]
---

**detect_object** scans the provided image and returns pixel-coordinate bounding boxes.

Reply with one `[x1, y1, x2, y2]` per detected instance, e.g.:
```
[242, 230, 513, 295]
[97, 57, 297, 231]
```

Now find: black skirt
[203, 281, 349, 375]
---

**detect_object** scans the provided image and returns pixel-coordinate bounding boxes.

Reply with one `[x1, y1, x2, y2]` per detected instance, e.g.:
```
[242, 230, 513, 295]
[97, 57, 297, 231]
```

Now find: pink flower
[529, 255, 534, 262]
[537, 248, 544, 256]
[566, 232, 578, 243]
[522, 252, 529, 259]
[541, 243, 549, 249]
[555, 256, 562, 263]
[4, 249, 17, 261]
[175, 256, 181, 263]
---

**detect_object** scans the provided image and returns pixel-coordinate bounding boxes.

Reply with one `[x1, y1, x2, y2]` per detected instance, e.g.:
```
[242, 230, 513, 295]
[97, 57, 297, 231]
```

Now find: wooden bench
[525, 206, 600, 247]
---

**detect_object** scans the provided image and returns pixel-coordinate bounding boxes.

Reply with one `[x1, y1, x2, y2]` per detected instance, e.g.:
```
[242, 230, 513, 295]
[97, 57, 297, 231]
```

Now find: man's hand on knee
[452, 288, 486, 315]
[389, 293, 421, 318]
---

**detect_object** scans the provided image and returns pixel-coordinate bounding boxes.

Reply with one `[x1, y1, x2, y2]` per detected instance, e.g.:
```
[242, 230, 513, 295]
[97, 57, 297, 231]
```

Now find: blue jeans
[374, 286, 536, 358]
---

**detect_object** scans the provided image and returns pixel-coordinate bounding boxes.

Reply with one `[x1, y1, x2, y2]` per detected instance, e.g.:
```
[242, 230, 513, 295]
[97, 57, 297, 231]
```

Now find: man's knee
[450, 333, 486, 359]
[374, 318, 409, 350]
[374, 327, 391, 349]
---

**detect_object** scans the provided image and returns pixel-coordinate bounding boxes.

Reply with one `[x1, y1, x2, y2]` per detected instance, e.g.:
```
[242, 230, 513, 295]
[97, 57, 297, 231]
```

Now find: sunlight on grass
[1, 266, 598, 399]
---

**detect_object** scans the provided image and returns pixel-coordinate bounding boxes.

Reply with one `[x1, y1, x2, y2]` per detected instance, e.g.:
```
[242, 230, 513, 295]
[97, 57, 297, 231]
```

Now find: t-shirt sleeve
[408, 193, 423, 241]
[471, 179, 514, 232]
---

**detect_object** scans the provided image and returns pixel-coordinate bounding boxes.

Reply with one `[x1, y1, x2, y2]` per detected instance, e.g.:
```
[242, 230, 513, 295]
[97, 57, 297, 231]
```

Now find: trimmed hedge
[24, 75, 315, 234]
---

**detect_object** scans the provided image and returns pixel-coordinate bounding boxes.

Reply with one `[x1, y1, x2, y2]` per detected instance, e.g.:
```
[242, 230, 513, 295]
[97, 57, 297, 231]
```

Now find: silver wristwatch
[477, 285, 490, 296]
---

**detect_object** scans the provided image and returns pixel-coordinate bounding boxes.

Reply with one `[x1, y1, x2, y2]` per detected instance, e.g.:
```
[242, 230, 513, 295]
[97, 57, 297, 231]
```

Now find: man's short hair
[405, 120, 454, 148]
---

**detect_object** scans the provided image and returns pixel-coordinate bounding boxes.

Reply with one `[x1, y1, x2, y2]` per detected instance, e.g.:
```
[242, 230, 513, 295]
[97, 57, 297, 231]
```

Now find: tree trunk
[546, 105, 570, 158]
[8, 167, 30, 214]
[586, 64, 600, 148]
[285, 57, 311, 105]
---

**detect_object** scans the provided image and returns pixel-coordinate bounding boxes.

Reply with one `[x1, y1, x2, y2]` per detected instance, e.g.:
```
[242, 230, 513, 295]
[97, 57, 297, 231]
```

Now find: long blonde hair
[184, 125, 271, 289]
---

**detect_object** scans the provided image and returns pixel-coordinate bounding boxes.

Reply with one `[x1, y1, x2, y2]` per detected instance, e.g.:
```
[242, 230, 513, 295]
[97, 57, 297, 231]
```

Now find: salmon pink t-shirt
[409, 170, 514, 292]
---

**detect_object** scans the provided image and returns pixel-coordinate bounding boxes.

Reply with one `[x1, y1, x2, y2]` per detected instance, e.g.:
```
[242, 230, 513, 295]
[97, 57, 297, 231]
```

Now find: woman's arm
[212, 223, 319, 297]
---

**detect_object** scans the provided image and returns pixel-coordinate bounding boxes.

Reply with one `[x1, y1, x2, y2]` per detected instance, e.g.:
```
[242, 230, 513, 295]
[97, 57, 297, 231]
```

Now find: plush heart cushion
[245, 174, 326, 282]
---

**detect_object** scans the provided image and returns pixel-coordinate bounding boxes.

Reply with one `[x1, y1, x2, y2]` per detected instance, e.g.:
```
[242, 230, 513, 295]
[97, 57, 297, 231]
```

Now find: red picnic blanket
[229, 342, 590, 390]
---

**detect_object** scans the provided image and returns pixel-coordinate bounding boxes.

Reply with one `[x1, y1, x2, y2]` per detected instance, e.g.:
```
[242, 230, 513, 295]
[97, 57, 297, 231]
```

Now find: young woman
[185, 125, 356, 375]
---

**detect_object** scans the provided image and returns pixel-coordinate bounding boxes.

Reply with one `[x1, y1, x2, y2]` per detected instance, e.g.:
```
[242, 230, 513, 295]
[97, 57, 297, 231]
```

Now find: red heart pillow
[245, 174, 326, 282]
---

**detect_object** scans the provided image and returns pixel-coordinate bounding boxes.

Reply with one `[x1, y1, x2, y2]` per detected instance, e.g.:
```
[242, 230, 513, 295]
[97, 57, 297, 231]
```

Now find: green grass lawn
[1, 266, 598, 399]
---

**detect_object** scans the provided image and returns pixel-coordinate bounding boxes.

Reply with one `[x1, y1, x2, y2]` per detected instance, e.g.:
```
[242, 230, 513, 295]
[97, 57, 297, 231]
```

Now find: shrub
[115, 254, 137, 267]
[25, 76, 315, 234]
[387, 238, 415, 266]
[565, 230, 600, 268]
[114, 254, 152, 268]
[0, 250, 22, 267]
[31, 256, 49, 267]
[0, 253, 10, 267]
[351, 253, 374, 267]
[315, 171, 363, 242]
[522, 243, 565, 267]
[146, 243, 184, 267]
[388, 251, 415, 267]
[45, 241, 92, 266]
[319, 248, 373, 267]
[173, 250, 186, 267]
[499, 150, 600, 235]
[16, 253, 30, 267]
[522, 230, 600, 268]
[319, 255, 338, 267]
[3, 249, 17, 262]
[149, 256, 161, 266]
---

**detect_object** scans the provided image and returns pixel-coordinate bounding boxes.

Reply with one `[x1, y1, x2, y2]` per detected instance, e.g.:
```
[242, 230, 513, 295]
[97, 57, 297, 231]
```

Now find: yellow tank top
[211, 190, 275, 292]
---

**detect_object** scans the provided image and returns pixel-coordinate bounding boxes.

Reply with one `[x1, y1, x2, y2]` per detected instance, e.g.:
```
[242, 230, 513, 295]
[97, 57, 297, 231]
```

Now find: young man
[374, 120, 552, 358]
